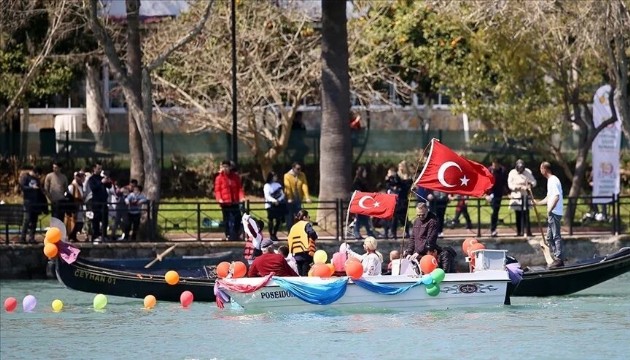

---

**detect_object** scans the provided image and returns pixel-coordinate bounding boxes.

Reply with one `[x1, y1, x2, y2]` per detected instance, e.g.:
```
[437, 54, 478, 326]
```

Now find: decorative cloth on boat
[353, 278, 425, 295]
[273, 277, 349, 305]
[215, 274, 275, 308]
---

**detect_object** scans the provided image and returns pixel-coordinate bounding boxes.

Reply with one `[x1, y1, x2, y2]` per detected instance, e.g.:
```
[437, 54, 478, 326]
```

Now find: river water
[1, 274, 629, 360]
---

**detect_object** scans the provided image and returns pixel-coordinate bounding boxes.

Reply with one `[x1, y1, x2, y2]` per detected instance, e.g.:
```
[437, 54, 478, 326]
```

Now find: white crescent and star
[437, 161, 470, 188]
[358, 196, 380, 209]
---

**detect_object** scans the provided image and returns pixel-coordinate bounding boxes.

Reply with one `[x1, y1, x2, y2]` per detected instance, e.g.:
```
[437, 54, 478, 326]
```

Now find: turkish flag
[415, 139, 495, 197]
[348, 191, 397, 219]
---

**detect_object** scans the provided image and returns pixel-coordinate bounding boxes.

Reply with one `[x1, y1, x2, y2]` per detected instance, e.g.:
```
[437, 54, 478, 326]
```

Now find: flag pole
[401, 139, 435, 254]
[345, 191, 357, 241]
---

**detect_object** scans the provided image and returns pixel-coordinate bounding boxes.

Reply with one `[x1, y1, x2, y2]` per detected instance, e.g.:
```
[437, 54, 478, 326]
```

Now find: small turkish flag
[415, 139, 495, 197]
[348, 191, 398, 219]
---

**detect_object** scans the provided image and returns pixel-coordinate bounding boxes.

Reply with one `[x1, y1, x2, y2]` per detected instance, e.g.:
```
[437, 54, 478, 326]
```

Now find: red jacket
[248, 253, 298, 277]
[214, 171, 244, 205]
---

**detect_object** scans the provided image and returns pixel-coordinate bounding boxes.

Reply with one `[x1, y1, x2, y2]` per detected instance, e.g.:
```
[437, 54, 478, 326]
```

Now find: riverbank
[1, 234, 628, 279]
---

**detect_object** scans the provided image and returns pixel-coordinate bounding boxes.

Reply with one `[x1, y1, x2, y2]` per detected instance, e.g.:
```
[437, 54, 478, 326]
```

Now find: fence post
[197, 202, 201, 241]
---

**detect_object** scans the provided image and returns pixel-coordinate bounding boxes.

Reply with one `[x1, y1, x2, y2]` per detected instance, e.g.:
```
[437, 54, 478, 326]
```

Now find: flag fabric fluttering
[348, 191, 398, 219]
[415, 139, 495, 197]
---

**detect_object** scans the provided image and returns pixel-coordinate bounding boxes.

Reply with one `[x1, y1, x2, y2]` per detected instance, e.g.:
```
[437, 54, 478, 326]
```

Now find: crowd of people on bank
[19, 161, 147, 244]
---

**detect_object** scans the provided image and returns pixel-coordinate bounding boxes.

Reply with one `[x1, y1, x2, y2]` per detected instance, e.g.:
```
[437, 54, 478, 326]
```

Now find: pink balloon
[22, 295, 37, 312]
[180, 291, 194, 308]
[4, 297, 17, 312]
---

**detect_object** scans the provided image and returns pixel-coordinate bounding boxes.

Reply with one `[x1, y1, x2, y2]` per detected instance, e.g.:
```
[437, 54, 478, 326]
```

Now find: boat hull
[221, 271, 510, 313]
[509, 248, 630, 297]
[55, 258, 216, 302]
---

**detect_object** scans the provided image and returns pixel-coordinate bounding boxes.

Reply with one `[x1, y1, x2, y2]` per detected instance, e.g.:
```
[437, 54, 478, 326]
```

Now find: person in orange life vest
[287, 209, 317, 276]
[248, 238, 298, 277]
[214, 160, 245, 241]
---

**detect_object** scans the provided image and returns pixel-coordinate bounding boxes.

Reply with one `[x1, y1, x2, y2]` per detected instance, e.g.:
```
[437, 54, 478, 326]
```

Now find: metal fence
[2, 195, 628, 244]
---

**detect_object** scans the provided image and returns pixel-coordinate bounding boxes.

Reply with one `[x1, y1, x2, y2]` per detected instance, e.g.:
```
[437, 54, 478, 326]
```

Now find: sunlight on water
[1, 274, 629, 360]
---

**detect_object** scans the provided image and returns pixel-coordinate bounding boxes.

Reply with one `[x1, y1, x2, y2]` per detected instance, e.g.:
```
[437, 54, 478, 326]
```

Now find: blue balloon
[421, 274, 433, 285]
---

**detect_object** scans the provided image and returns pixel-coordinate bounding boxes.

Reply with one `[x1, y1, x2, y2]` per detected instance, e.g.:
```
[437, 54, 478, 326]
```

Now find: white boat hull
[220, 271, 510, 313]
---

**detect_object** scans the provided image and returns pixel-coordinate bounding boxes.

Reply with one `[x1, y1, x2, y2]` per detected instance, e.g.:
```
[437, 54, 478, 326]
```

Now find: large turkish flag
[415, 139, 495, 197]
[348, 191, 398, 219]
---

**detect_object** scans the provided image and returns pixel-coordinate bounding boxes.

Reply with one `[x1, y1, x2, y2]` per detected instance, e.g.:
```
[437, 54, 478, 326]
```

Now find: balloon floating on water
[4, 297, 17, 312]
[144, 295, 157, 309]
[22, 295, 37, 312]
[180, 291, 194, 308]
[52, 299, 64, 312]
[93, 294, 107, 310]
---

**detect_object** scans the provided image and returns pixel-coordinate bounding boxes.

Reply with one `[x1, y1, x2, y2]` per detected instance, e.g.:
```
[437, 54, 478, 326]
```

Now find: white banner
[591, 85, 621, 204]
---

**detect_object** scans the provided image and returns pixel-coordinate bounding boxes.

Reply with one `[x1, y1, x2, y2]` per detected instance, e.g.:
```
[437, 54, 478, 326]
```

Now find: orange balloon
[144, 295, 157, 309]
[419, 254, 438, 274]
[216, 262, 230, 279]
[165, 270, 180, 285]
[312, 264, 331, 278]
[467, 242, 486, 258]
[345, 260, 363, 280]
[43, 243, 58, 259]
[308, 268, 314, 277]
[232, 261, 247, 278]
[45, 227, 62, 244]
[326, 263, 335, 276]
[462, 238, 478, 255]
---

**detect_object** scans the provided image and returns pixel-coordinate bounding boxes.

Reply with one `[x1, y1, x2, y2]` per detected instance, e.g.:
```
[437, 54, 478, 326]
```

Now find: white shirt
[347, 248, 383, 276]
[263, 182, 285, 209]
[546, 175, 563, 216]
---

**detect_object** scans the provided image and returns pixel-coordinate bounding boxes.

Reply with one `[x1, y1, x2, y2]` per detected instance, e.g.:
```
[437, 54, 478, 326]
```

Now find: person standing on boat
[345, 236, 383, 276]
[425, 243, 457, 273]
[214, 160, 245, 241]
[248, 238, 298, 277]
[242, 214, 264, 265]
[403, 202, 438, 259]
[287, 209, 317, 276]
[536, 161, 564, 269]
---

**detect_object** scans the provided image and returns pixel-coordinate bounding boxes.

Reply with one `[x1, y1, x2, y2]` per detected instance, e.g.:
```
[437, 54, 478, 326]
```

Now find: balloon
[43, 243, 58, 259]
[52, 299, 63, 312]
[462, 238, 478, 255]
[165, 270, 180, 285]
[332, 252, 347, 272]
[426, 283, 440, 297]
[180, 291, 194, 308]
[216, 262, 231, 279]
[419, 255, 438, 274]
[308, 268, 314, 277]
[4, 297, 17, 312]
[345, 259, 363, 280]
[22, 295, 37, 312]
[430, 268, 446, 284]
[93, 294, 107, 310]
[311, 264, 331, 278]
[326, 263, 336, 276]
[144, 295, 156, 309]
[313, 250, 328, 264]
[45, 227, 62, 244]
[421, 274, 433, 285]
[232, 261, 247, 279]
[467, 242, 486, 258]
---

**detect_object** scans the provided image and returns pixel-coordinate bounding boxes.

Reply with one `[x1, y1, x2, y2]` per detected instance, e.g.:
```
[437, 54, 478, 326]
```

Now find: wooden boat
[55, 257, 217, 302]
[215, 250, 511, 313]
[509, 247, 630, 297]
[87, 251, 235, 275]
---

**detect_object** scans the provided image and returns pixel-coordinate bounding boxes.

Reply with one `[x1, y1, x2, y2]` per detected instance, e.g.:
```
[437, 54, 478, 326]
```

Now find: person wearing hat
[345, 236, 384, 276]
[247, 238, 299, 277]
[508, 159, 537, 237]
[425, 243, 457, 273]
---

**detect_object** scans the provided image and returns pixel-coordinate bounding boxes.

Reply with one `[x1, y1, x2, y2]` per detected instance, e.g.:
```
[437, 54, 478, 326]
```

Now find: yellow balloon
[52, 299, 63, 312]
[93, 294, 107, 310]
[313, 250, 328, 264]
[144, 295, 157, 309]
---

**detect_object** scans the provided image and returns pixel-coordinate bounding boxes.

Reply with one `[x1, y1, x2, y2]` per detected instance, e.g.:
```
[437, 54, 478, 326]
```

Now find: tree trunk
[85, 61, 108, 151]
[140, 69, 160, 203]
[126, 0, 144, 184]
[318, 0, 352, 232]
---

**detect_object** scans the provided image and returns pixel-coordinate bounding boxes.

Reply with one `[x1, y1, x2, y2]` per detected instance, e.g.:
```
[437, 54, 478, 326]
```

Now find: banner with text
[591, 85, 622, 204]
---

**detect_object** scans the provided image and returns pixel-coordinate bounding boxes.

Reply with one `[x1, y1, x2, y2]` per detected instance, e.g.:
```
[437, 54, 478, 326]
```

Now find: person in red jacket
[214, 160, 245, 240]
[248, 238, 298, 277]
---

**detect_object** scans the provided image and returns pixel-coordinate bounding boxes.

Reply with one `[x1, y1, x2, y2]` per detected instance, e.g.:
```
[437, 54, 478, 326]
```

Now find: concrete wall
[1, 234, 628, 279]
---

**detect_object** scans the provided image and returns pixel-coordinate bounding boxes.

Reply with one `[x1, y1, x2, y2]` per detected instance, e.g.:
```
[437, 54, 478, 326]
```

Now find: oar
[527, 188, 554, 266]
[144, 244, 178, 269]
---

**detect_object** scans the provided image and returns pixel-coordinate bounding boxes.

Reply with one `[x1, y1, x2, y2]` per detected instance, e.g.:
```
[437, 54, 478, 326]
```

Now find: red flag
[348, 191, 397, 219]
[415, 139, 495, 197]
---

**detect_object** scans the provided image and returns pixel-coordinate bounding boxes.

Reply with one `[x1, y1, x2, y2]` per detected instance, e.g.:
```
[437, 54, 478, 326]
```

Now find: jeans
[221, 204, 241, 240]
[547, 213, 563, 259]
[286, 200, 302, 230]
[20, 205, 38, 242]
[490, 197, 502, 232]
[353, 214, 374, 239]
